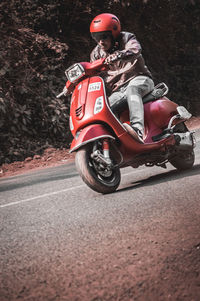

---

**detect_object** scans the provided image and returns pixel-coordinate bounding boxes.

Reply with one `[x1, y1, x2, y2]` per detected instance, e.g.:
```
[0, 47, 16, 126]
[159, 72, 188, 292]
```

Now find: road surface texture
[1, 131, 200, 301]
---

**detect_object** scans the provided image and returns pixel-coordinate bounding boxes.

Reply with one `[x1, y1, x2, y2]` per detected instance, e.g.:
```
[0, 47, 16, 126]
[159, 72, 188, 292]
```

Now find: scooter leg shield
[70, 124, 115, 153]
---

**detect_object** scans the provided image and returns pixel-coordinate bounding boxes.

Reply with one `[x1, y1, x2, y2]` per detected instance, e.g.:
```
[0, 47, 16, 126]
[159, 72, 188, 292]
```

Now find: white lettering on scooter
[88, 82, 101, 92]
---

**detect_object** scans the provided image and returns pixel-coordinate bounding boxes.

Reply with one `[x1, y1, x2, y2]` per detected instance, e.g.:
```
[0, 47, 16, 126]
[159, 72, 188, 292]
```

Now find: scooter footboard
[69, 124, 115, 153]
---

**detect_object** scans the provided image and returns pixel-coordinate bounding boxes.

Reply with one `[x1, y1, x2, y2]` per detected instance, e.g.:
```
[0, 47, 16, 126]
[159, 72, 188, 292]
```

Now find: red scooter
[57, 58, 195, 194]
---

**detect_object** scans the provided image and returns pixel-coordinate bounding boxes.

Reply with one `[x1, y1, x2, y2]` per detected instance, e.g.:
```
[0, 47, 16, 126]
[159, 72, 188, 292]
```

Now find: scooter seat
[143, 82, 169, 104]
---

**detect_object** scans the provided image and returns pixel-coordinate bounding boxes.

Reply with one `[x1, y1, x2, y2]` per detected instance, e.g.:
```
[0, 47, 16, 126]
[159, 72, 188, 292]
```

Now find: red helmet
[90, 13, 121, 40]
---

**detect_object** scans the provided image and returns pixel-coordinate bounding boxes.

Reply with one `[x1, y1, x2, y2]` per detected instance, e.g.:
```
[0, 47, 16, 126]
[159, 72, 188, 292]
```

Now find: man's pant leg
[108, 89, 125, 108]
[126, 76, 154, 135]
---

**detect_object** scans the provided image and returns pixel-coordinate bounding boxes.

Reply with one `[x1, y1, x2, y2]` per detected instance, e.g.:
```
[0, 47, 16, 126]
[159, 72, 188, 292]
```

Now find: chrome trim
[167, 115, 179, 130]
[69, 134, 115, 153]
[167, 106, 192, 130]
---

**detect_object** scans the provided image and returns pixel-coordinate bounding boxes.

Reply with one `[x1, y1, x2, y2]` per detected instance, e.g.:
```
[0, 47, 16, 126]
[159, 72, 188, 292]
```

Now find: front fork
[102, 139, 110, 161]
[91, 138, 112, 167]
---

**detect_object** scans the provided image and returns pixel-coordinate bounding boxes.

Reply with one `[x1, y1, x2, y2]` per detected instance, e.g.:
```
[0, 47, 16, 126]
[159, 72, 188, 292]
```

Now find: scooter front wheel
[75, 144, 121, 194]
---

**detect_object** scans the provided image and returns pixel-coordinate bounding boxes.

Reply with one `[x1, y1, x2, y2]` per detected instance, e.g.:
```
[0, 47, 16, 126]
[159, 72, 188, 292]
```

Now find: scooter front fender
[69, 124, 115, 153]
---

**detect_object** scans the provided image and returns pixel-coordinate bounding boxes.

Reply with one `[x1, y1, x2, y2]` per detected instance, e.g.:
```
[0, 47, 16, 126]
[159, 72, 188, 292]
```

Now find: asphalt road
[1, 131, 200, 301]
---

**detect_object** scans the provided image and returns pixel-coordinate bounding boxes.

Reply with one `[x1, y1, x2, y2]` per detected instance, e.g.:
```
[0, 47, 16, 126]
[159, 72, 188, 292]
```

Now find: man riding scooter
[57, 13, 195, 194]
[90, 13, 154, 143]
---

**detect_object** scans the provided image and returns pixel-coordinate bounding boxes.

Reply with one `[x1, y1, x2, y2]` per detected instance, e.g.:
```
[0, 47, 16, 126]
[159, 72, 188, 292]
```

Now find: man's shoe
[123, 123, 144, 144]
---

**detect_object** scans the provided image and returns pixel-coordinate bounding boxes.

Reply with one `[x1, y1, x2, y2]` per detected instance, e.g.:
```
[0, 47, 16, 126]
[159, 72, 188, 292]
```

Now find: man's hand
[105, 52, 123, 64]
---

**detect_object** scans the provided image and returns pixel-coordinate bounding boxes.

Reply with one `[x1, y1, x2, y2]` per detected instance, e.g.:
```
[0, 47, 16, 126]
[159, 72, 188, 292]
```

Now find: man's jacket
[90, 31, 152, 95]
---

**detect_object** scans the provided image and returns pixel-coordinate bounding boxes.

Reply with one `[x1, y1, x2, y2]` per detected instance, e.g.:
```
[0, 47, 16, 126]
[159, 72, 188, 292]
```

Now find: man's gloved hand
[105, 51, 123, 64]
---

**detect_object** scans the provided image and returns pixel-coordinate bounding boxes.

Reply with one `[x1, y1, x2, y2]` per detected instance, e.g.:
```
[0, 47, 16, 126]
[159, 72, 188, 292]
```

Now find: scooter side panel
[143, 97, 178, 143]
[149, 97, 178, 128]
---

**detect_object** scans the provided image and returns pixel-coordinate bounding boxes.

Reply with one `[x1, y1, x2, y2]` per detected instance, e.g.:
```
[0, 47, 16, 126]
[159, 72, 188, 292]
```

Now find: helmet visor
[91, 31, 112, 43]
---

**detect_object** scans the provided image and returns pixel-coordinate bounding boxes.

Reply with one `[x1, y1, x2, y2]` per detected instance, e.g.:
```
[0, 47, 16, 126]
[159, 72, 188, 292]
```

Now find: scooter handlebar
[56, 86, 68, 98]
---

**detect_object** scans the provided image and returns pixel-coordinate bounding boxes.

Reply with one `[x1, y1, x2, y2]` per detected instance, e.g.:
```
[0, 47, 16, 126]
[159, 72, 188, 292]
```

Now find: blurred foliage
[0, 0, 199, 164]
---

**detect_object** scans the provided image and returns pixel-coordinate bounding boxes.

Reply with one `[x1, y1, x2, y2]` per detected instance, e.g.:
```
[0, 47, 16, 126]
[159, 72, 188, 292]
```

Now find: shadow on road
[116, 164, 200, 193]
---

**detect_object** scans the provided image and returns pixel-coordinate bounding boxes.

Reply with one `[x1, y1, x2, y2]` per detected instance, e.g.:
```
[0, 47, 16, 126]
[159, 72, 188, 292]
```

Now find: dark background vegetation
[0, 0, 199, 164]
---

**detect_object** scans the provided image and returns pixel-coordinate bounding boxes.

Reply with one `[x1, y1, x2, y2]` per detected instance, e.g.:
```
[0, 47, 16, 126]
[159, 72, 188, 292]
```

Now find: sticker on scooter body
[88, 82, 101, 92]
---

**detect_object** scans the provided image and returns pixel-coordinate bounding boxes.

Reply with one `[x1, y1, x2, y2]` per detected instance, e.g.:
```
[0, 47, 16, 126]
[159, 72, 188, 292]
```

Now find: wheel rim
[89, 157, 118, 185]
[85, 143, 120, 186]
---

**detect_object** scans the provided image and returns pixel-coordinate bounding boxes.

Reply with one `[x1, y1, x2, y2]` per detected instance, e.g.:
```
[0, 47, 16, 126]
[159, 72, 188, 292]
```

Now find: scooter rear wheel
[169, 150, 195, 170]
[169, 123, 195, 170]
[75, 144, 121, 194]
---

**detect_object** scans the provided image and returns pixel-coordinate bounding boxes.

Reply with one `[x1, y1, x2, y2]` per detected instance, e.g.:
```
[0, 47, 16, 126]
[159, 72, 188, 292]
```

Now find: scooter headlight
[94, 96, 104, 114]
[65, 63, 85, 83]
